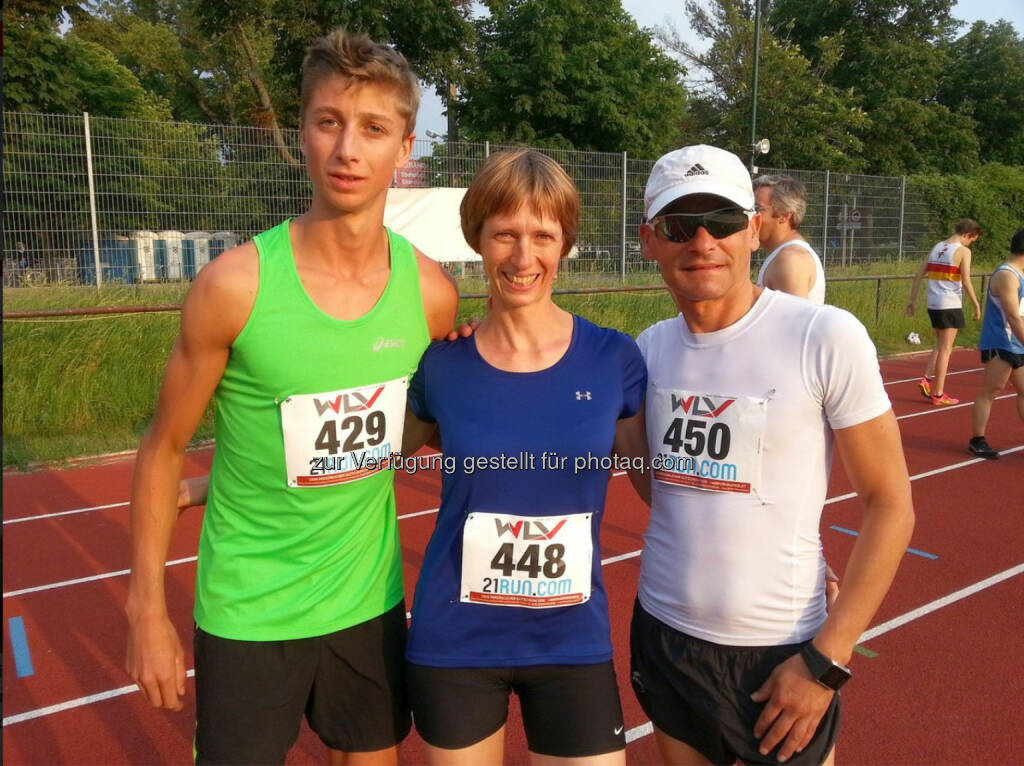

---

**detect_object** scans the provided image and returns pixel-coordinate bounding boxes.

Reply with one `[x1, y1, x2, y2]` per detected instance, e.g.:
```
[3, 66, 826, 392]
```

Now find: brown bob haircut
[301, 28, 419, 135]
[460, 149, 580, 257]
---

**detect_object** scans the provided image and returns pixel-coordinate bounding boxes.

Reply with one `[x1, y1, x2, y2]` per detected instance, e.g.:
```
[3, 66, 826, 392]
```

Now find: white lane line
[8, 444, 1021, 600]
[822, 444, 1024, 508]
[620, 561, 1024, 746]
[2, 507, 441, 598]
[3, 557, 198, 599]
[2, 671, 196, 726]
[860, 563, 1024, 642]
[9, 562, 1021, 729]
[896, 393, 1013, 420]
[3, 453, 445, 525]
[884, 367, 982, 387]
[4, 502, 129, 525]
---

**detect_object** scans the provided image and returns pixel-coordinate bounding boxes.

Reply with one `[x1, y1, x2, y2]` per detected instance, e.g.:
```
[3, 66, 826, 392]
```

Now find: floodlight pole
[749, 0, 762, 172]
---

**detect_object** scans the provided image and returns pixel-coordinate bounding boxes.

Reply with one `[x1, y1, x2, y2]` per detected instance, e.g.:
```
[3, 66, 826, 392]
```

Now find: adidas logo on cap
[643, 145, 755, 219]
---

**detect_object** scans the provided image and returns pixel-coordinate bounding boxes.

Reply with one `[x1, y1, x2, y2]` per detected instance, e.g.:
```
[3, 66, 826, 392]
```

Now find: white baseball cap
[644, 145, 755, 219]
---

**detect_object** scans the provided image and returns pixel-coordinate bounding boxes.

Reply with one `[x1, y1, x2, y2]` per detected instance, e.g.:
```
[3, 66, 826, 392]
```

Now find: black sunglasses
[650, 208, 753, 243]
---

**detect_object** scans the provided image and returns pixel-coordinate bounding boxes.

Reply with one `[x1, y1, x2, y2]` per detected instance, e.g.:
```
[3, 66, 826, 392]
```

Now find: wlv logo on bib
[312, 385, 384, 416]
[493, 517, 567, 541]
[671, 393, 735, 418]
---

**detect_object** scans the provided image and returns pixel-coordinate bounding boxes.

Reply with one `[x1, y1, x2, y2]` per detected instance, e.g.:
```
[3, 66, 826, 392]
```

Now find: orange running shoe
[918, 377, 932, 398]
[930, 392, 959, 405]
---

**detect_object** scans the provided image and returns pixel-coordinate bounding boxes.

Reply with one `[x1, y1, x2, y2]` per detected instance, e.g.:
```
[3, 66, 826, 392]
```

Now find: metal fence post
[621, 151, 627, 282]
[897, 175, 906, 263]
[484, 140, 490, 159]
[821, 169, 830, 267]
[83, 112, 103, 288]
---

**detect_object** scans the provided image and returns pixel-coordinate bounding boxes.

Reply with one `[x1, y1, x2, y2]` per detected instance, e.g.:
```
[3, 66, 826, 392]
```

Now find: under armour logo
[684, 163, 709, 177]
[575, 391, 591, 400]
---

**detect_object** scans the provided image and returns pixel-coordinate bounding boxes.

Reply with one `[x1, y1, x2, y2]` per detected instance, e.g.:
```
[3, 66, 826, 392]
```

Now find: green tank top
[195, 220, 431, 640]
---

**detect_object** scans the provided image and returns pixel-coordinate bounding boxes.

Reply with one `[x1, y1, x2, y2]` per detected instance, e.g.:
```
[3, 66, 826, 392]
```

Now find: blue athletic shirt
[406, 315, 647, 667]
[979, 264, 1024, 354]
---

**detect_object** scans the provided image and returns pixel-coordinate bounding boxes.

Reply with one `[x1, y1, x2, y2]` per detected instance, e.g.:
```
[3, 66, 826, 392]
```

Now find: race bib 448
[649, 387, 767, 495]
[460, 512, 593, 609]
[279, 377, 406, 488]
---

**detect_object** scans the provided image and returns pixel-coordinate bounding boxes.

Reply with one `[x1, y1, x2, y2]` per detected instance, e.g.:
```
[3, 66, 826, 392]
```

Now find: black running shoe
[968, 438, 1000, 460]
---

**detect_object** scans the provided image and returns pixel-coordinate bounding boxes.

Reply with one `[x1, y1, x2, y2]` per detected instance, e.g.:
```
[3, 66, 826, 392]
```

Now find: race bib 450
[279, 377, 406, 488]
[649, 387, 767, 495]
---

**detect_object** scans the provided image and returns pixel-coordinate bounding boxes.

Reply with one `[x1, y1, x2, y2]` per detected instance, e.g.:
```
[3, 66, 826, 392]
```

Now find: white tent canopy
[384, 187, 479, 263]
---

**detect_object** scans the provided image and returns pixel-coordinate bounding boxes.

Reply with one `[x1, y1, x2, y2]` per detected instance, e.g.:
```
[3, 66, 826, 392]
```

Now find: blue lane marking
[828, 525, 939, 560]
[8, 616, 36, 677]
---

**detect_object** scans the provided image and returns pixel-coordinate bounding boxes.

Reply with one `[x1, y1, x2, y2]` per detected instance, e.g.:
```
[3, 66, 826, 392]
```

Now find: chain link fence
[3, 111, 943, 287]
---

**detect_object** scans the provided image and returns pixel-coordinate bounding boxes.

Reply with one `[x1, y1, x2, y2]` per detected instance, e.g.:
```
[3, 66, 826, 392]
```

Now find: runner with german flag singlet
[906, 219, 983, 405]
[401, 149, 646, 766]
[124, 29, 457, 766]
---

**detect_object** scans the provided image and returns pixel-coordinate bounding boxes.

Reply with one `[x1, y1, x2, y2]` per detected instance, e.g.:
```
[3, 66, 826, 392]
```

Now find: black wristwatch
[799, 642, 852, 691]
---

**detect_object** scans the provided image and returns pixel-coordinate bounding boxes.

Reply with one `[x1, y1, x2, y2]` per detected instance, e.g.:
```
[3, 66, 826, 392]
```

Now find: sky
[413, 0, 1024, 142]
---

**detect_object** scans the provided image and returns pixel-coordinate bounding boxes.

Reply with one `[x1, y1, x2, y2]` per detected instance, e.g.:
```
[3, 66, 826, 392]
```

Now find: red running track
[3, 349, 1023, 764]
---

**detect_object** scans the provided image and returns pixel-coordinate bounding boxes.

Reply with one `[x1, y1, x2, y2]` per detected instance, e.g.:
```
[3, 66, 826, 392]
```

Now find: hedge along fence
[907, 163, 1024, 262]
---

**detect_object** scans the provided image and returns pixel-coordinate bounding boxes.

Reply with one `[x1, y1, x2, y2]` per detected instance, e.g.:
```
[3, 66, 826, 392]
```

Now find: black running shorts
[928, 307, 965, 329]
[407, 661, 626, 757]
[630, 600, 840, 766]
[193, 601, 411, 765]
[981, 347, 1024, 369]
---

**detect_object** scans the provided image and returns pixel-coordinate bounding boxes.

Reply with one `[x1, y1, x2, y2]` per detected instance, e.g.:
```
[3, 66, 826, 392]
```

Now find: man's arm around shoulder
[414, 250, 459, 340]
[124, 243, 257, 711]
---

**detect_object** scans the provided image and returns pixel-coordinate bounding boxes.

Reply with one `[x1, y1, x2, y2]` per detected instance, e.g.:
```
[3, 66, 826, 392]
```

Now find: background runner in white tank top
[636, 289, 890, 645]
[925, 240, 963, 310]
[756, 239, 826, 304]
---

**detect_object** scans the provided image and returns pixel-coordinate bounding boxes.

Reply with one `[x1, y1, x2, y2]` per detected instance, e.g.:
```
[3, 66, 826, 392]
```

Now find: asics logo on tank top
[372, 337, 405, 352]
[684, 164, 709, 177]
[576, 391, 592, 400]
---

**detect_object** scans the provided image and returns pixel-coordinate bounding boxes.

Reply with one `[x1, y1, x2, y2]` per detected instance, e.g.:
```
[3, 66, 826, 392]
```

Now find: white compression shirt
[637, 289, 890, 645]
[756, 239, 826, 304]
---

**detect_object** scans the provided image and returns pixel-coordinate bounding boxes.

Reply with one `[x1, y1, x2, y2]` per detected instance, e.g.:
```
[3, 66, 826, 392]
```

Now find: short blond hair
[301, 28, 419, 135]
[461, 149, 580, 257]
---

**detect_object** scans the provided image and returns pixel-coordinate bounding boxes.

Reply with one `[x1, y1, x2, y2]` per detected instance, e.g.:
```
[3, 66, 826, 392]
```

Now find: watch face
[819, 663, 852, 690]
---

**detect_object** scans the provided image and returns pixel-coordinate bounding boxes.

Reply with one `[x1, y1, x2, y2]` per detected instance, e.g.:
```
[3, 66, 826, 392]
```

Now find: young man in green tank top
[124, 29, 457, 765]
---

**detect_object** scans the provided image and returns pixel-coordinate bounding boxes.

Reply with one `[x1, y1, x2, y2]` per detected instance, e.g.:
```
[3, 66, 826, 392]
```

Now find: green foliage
[907, 164, 1024, 263]
[937, 21, 1024, 166]
[2, 6, 172, 118]
[667, 0, 866, 170]
[766, 0, 984, 174]
[459, 0, 687, 157]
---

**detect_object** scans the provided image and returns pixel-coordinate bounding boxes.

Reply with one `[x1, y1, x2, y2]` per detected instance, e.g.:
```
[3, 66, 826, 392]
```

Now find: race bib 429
[279, 377, 406, 488]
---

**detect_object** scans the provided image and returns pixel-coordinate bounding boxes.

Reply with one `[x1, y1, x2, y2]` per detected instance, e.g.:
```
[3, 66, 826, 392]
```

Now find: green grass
[2, 263, 994, 467]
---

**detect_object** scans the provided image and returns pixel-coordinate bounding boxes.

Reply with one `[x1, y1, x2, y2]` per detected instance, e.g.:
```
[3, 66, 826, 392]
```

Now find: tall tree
[460, 0, 687, 157]
[768, 0, 980, 173]
[938, 20, 1024, 166]
[661, 0, 865, 170]
[3, 0, 171, 118]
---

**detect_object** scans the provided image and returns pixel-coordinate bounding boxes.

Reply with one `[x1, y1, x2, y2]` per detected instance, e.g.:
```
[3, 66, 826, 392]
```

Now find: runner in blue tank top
[968, 227, 1024, 459]
[402, 150, 647, 766]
